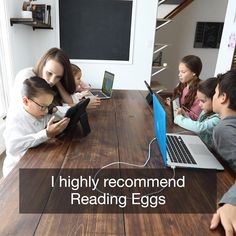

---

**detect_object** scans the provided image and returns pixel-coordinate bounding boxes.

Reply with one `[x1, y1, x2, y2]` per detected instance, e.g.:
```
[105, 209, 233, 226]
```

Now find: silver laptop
[90, 71, 114, 99]
[153, 93, 224, 170]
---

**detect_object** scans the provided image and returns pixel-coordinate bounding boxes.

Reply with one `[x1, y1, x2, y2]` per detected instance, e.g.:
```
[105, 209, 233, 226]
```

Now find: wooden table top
[0, 90, 234, 236]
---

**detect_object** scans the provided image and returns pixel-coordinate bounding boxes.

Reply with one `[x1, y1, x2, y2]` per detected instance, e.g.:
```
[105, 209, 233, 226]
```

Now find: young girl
[70, 64, 90, 100]
[174, 77, 220, 148]
[170, 55, 203, 120]
[71, 64, 91, 92]
[70, 64, 101, 108]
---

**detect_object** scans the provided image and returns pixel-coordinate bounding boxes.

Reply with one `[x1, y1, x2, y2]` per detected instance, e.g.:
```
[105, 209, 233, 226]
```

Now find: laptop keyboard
[91, 91, 107, 98]
[167, 135, 197, 165]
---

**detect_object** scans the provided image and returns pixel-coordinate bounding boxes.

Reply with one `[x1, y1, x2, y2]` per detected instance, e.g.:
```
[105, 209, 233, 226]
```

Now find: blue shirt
[174, 111, 220, 148]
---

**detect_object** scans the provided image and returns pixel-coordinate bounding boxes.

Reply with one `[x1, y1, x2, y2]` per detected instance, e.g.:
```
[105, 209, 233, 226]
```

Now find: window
[0, 70, 7, 118]
[194, 22, 224, 49]
[0, 1, 13, 120]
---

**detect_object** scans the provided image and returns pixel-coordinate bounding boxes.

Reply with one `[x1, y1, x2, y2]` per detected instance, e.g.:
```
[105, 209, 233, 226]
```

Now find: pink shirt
[180, 87, 201, 120]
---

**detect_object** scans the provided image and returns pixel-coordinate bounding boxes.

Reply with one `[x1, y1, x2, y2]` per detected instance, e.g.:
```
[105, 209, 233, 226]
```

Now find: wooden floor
[0, 90, 234, 236]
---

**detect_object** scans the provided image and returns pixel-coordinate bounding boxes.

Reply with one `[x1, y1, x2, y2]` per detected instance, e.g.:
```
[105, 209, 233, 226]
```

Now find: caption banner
[19, 168, 217, 213]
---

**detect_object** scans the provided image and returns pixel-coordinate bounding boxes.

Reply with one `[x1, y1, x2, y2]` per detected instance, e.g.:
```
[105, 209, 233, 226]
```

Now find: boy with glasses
[3, 76, 70, 177]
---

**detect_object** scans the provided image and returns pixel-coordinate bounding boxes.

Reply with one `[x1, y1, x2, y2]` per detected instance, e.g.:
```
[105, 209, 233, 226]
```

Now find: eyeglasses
[29, 98, 54, 112]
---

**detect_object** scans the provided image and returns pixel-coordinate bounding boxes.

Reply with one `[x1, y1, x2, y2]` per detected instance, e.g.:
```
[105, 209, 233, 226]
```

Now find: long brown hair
[34, 47, 76, 95]
[173, 55, 202, 109]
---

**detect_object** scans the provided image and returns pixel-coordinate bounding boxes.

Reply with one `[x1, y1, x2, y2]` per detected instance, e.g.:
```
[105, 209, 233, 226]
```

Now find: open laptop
[144, 80, 165, 104]
[90, 71, 114, 99]
[152, 93, 224, 170]
[144, 80, 154, 104]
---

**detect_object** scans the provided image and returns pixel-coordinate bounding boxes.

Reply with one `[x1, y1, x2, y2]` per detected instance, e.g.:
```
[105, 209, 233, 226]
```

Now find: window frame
[0, 0, 14, 121]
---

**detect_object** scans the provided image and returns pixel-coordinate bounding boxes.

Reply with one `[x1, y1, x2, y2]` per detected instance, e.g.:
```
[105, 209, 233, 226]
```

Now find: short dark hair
[198, 77, 218, 99]
[22, 76, 55, 98]
[217, 70, 236, 110]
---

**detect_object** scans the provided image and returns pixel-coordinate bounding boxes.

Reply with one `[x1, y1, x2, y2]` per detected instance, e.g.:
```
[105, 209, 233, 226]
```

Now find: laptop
[144, 80, 165, 104]
[152, 93, 224, 170]
[144, 80, 154, 104]
[90, 71, 114, 99]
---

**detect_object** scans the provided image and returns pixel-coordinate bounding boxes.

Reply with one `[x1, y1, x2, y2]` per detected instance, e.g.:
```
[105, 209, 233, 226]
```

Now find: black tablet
[62, 98, 91, 136]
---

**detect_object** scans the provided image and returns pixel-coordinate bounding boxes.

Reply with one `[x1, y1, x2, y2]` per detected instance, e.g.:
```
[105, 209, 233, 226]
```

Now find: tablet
[171, 96, 180, 121]
[62, 98, 91, 136]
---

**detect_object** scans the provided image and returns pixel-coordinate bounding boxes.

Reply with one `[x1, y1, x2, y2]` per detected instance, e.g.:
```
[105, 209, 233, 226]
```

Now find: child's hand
[46, 116, 70, 138]
[165, 97, 171, 106]
[80, 90, 90, 98]
[175, 108, 186, 116]
[87, 96, 101, 109]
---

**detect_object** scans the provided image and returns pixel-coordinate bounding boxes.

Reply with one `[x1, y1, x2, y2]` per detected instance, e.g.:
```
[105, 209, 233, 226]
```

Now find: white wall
[6, 0, 59, 79]
[60, 0, 158, 90]
[156, 0, 228, 90]
[215, 0, 236, 75]
[0, 123, 6, 155]
[6, 0, 158, 90]
[0, 0, 61, 155]
[5, 0, 233, 91]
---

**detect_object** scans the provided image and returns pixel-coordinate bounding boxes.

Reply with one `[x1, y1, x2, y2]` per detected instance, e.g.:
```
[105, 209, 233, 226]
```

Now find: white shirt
[3, 106, 51, 177]
[3, 68, 72, 177]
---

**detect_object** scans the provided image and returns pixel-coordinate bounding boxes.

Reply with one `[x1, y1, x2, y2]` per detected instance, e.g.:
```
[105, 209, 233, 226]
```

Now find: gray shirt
[213, 116, 236, 205]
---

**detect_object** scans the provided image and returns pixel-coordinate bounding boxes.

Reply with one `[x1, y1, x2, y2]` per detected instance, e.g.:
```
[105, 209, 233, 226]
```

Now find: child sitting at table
[70, 64, 101, 108]
[3, 76, 70, 177]
[167, 55, 203, 120]
[174, 77, 220, 148]
[71, 64, 91, 92]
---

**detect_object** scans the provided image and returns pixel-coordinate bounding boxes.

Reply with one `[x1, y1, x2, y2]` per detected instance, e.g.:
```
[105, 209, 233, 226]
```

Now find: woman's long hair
[34, 48, 76, 104]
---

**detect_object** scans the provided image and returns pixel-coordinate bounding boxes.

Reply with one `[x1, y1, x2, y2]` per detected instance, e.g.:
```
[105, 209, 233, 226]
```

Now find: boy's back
[213, 116, 236, 170]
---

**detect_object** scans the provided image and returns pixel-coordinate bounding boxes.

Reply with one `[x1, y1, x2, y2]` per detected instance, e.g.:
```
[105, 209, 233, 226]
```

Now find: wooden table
[0, 90, 234, 236]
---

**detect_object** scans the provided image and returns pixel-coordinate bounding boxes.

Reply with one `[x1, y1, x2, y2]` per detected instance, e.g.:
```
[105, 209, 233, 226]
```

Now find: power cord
[93, 137, 176, 199]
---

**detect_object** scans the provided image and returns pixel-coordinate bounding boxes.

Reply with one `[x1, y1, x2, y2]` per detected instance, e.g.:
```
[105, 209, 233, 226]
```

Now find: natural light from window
[0, 1, 13, 120]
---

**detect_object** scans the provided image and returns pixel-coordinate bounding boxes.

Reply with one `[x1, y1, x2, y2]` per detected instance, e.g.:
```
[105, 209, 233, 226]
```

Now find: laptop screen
[153, 93, 167, 163]
[144, 80, 153, 94]
[102, 71, 114, 97]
